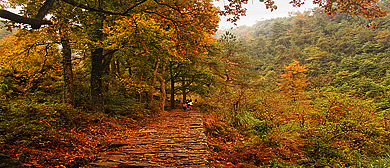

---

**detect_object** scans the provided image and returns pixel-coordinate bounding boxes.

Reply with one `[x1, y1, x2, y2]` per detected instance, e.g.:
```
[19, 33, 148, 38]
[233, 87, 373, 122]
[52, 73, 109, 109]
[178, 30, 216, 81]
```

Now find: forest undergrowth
[202, 87, 390, 167]
[0, 96, 162, 167]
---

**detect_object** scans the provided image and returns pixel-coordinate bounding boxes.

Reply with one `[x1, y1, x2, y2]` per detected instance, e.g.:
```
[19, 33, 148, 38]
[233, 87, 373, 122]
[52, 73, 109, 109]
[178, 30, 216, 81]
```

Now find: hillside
[203, 5, 390, 167]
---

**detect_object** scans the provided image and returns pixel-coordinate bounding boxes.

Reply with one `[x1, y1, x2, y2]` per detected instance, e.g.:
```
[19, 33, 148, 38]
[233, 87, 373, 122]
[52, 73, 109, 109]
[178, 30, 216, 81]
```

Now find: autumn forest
[0, 0, 390, 167]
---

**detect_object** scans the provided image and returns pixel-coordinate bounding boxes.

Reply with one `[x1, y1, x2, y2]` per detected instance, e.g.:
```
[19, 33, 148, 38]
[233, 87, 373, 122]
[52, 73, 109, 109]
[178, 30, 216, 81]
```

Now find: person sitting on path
[182, 103, 187, 111]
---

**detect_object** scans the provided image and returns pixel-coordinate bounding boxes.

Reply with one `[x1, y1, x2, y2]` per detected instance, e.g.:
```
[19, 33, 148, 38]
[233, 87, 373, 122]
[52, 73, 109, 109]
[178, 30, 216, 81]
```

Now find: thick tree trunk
[88, 16, 106, 113]
[91, 48, 105, 112]
[60, 25, 74, 105]
[159, 60, 166, 111]
[147, 57, 160, 109]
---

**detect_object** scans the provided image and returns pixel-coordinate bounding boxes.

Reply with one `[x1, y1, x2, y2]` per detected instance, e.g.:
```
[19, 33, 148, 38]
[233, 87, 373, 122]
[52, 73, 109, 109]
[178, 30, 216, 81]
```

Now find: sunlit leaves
[103, 15, 176, 57]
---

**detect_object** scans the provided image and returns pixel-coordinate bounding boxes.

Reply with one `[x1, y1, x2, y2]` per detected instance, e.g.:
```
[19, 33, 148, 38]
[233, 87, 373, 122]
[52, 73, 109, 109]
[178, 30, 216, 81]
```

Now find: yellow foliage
[278, 60, 309, 100]
[0, 30, 61, 93]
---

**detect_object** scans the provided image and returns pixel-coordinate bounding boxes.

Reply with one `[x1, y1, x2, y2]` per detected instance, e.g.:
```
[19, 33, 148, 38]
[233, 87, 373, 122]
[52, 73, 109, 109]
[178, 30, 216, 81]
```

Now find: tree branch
[122, 0, 148, 15]
[61, 0, 148, 16]
[152, 0, 182, 14]
[0, 9, 52, 29]
[36, 0, 56, 20]
[61, 0, 120, 15]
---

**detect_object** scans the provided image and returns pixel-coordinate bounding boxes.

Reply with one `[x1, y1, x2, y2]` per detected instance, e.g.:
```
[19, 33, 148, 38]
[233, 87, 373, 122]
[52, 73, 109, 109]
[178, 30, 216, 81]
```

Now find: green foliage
[0, 101, 87, 145]
[228, 5, 390, 111]
[204, 81, 389, 167]
[104, 89, 149, 119]
[370, 153, 390, 168]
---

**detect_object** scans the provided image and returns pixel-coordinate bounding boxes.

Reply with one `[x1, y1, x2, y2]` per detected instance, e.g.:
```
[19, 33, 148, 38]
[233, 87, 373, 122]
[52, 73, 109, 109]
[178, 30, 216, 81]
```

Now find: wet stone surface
[90, 110, 208, 167]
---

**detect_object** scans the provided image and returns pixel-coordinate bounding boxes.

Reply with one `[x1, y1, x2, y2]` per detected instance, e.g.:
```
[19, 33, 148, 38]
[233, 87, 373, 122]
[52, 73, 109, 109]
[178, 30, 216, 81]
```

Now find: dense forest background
[0, 0, 389, 167]
[204, 2, 390, 167]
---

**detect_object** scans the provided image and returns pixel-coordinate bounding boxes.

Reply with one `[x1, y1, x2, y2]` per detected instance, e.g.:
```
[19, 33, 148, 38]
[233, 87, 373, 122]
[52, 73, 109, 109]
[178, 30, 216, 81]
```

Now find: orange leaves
[278, 60, 309, 100]
[316, 0, 387, 18]
[366, 22, 377, 29]
[289, 0, 305, 8]
[219, 0, 386, 27]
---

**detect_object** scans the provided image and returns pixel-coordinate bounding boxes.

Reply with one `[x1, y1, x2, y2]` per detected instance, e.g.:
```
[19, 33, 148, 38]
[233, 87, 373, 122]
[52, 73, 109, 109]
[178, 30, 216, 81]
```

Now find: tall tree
[147, 57, 160, 110]
[59, 19, 74, 105]
[159, 59, 167, 111]
[87, 16, 106, 112]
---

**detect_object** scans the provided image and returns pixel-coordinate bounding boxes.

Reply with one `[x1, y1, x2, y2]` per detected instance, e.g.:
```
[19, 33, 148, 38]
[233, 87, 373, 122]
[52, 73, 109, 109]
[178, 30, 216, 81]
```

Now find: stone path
[90, 109, 208, 167]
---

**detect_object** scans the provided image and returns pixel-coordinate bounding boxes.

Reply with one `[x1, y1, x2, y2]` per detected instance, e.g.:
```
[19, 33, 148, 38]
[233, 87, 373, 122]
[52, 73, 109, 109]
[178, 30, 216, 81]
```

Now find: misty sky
[214, 0, 319, 29]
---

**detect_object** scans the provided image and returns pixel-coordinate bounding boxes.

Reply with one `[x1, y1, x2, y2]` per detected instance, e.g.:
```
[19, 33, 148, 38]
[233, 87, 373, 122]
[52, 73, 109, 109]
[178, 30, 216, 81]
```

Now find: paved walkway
[90, 109, 208, 167]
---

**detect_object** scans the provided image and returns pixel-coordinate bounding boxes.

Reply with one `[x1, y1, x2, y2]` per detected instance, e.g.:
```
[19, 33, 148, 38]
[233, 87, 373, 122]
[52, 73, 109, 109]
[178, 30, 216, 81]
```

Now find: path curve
[90, 109, 208, 167]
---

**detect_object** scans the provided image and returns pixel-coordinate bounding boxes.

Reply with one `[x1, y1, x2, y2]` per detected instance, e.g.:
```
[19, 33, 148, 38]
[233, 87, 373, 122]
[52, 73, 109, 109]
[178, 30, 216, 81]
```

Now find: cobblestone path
[90, 109, 208, 167]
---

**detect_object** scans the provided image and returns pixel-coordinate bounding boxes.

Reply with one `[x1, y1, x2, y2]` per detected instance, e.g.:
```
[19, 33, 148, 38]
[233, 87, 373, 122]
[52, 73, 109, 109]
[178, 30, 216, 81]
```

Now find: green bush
[0, 101, 87, 145]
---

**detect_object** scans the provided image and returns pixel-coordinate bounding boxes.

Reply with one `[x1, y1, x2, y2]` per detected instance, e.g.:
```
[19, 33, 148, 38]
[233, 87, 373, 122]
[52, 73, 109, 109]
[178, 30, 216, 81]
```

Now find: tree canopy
[0, 0, 387, 29]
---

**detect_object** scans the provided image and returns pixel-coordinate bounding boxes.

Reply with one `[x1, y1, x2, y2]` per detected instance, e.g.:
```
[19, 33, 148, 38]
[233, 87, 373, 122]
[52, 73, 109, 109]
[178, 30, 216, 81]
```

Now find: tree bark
[59, 21, 74, 105]
[36, 0, 56, 20]
[101, 50, 115, 92]
[182, 76, 187, 102]
[114, 59, 121, 77]
[87, 16, 106, 113]
[169, 61, 175, 109]
[147, 57, 160, 109]
[91, 48, 105, 112]
[159, 60, 166, 111]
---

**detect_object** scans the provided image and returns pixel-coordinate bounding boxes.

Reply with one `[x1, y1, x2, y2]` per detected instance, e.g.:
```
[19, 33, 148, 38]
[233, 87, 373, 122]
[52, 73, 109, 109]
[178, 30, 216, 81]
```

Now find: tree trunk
[159, 60, 166, 111]
[116, 60, 121, 77]
[182, 77, 186, 102]
[59, 20, 74, 106]
[102, 51, 114, 92]
[169, 61, 175, 109]
[88, 16, 105, 113]
[91, 48, 105, 112]
[147, 57, 160, 109]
